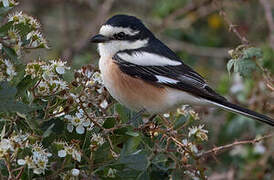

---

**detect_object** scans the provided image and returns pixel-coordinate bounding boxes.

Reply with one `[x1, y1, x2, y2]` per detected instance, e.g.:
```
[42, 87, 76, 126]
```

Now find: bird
[90, 14, 274, 126]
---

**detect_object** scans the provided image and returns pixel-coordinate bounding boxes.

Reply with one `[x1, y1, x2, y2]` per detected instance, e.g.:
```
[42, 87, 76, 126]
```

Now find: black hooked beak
[90, 34, 110, 43]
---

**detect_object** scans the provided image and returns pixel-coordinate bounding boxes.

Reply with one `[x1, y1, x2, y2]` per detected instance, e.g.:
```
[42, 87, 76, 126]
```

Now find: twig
[78, 100, 104, 131]
[160, 0, 214, 30]
[198, 133, 274, 158]
[15, 167, 24, 180]
[214, 1, 249, 45]
[259, 0, 274, 50]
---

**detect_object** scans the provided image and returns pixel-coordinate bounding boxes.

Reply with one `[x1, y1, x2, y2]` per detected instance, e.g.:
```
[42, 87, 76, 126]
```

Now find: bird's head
[90, 14, 153, 57]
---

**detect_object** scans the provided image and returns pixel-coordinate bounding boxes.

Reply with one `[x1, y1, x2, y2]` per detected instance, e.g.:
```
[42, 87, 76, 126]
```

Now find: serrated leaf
[227, 59, 236, 77]
[243, 47, 262, 59]
[234, 59, 256, 77]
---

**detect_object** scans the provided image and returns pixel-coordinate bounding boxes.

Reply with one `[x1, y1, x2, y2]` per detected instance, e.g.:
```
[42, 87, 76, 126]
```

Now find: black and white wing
[113, 50, 227, 103]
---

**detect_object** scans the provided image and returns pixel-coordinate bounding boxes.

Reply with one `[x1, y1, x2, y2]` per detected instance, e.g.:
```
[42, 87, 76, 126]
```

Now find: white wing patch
[100, 25, 139, 36]
[117, 52, 182, 66]
[155, 75, 179, 84]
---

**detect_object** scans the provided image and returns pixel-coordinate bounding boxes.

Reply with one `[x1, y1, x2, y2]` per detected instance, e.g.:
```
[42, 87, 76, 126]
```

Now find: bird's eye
[115, 32, 126, 40]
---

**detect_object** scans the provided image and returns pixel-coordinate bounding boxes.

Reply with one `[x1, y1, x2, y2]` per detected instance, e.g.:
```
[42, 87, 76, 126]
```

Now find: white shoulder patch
[100, 25, 139, 36]
[155, 75, 179, 84]
[117, 52, 182, 66]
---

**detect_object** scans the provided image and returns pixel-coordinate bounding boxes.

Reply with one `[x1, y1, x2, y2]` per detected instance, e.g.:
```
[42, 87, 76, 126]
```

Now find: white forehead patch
[99, 25, 139, 36]
[116, 52, 182, 66]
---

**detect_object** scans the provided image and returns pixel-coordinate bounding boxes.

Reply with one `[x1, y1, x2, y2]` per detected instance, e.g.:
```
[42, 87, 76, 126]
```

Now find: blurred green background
[15, 0, 274, 179]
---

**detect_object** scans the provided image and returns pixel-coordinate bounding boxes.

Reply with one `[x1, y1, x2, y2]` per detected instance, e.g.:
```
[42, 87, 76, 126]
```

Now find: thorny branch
[215, 0, 274, 91]
[215, 1, 249, 45]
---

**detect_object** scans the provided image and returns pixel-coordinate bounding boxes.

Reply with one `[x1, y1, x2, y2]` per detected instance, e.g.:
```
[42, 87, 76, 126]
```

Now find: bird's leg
[127, 108, 146, 124]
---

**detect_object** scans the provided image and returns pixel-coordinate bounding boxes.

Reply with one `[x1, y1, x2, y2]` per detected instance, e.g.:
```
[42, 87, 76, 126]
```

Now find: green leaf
[234, 59, 256, 77]
[103, 117, 116, 129]
[16, 75, 38, 98]
[0, 21, 13, 36]
[0, 81, 32, 113]
[0, 7, 12, 16]
[121, 136, 142, 155]
[137, 171, 150, 180]
[227, 59, 236, 77]
[2, 46, 18, 63]
[243, 47, 262, 59]
[115, 104, 130, 123]
[125, 131, 139, 137]
[173, 115, 187, 130]
[42, 123, 55, 138]
[118, 153, 148, 171]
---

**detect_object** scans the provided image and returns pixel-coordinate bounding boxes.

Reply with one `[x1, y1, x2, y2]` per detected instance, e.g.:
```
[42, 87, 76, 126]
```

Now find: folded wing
[113, 51, 227, 103]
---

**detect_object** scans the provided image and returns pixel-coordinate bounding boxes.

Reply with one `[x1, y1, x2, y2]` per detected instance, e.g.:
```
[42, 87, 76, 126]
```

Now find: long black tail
[206, 99, 274, 126]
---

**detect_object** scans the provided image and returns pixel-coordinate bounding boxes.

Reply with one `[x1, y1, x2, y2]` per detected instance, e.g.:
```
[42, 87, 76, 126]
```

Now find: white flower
[71, 168, 80, 176]
[4, 59, 17, 81]
[25, 61, 45, 79]
[1, 0, 18, 8]
[41, 64, 55, 80]
[71, 149, 81, 162]
[1, 0, 9, 7]
[182, 139, 188, 146]
[254, 142, 265, 154]
[52, 79, 68, 90]
[190, 144, 198, 154]
[188, 125, 208, 141]
[65, 109, 90, 134]
[10, 131, 29, 148]
[8, 11, 25, 24]
[37, 80, 50, 95]
[17, 159, 26, 165]
[22, 143, 52, 174]
[91, 72, 103, 84]
[107, 168, 117, 178]
[163, 113, 170, 118]
[91, 133, 105, 146]
[58, 150, 67, 158]
[49, 60, 70, 75]
[76, 125, 85, 134]
[66, 123, 73, 133]
[0, 138, 14, 157]
[100, 99, 108, 109]
[26, 30, 48, 48]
